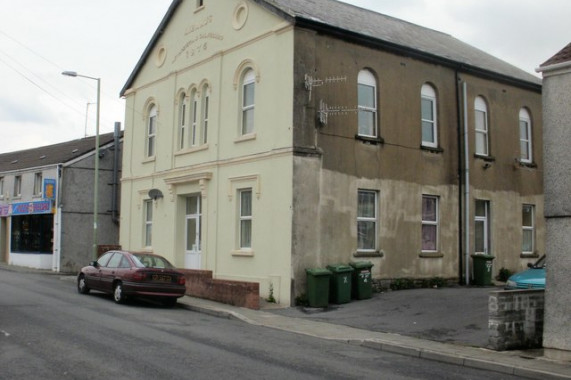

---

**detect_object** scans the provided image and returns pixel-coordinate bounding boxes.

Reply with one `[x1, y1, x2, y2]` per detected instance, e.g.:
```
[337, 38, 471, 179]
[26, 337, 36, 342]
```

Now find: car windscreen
[132, 254, 174, 269]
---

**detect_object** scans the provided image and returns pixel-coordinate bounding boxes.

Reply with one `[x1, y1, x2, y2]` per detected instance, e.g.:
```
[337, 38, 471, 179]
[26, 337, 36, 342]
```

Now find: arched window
[519, 108, 532, 163]
[421, 84, 437, 148]
[190, 89, 198, 147]
[241, 69, 255, 135]
[202, 84, 210, 144]
[147, 105, 157, 158]
[178, 92, 187, 150]
[474, 97, 489, 156]
[357, 70, 378, 138]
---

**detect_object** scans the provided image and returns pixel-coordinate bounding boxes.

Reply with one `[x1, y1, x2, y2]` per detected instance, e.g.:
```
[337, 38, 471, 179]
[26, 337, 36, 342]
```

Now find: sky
[0, 0, 569, 154]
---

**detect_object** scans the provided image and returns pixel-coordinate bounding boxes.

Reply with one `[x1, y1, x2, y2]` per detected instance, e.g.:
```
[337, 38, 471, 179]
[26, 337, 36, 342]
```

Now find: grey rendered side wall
[542, 69, 571, 352]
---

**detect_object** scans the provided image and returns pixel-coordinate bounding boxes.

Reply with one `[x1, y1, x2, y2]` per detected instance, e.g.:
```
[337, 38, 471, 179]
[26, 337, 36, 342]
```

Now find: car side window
[106, 253, 123, 268]
[97, 252, 115, 267]
[119, 255, 131, 268]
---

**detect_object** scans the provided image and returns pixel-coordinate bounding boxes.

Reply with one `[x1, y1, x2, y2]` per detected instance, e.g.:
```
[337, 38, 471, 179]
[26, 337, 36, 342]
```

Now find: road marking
[1, 329, 10, 337]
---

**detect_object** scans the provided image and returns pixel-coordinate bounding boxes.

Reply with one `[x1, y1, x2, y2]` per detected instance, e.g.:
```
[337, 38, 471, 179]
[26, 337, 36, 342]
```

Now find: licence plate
[152, 274, 172, 282]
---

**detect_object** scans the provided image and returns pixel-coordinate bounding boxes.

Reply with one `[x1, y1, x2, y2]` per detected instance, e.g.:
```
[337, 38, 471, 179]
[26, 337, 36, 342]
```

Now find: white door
[184, 195, 201, 269]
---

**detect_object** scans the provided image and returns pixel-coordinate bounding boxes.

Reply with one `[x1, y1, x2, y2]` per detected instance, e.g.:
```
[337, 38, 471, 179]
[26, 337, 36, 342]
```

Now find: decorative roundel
[155, 45, 167, 67]
[233, 2, 249, 30]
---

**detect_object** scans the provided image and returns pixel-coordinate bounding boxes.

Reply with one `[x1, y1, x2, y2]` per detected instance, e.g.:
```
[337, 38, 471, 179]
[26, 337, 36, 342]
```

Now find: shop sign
[10, 201, 53, 216]
[44, 179, 56, 200]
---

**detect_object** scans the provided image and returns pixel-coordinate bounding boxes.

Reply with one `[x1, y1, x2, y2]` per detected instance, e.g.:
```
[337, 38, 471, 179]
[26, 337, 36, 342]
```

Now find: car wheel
[162, 298, 177, 308]
[77, 274, 90, 294]
[113, 282, 126, 304]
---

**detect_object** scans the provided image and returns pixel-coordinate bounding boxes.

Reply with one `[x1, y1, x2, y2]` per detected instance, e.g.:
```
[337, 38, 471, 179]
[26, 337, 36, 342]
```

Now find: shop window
[10, 214, 53, 254]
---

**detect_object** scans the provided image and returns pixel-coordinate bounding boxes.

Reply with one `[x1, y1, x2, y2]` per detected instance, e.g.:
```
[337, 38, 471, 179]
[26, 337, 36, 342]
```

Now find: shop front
[2, 201, 55, 269]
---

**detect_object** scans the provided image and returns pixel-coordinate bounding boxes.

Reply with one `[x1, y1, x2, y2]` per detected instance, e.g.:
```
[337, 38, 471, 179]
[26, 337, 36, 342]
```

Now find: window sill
[474, 154, 495, 162]
[232, 249, 254, 257]
[518, 160, 537, 169]
[355, 135, 384, 145]
[520, 252, 540, 259]
[421, 145, 444, 154]
[194, 5, 205, 13]
[142, 156, 156, 164]
[420, 252, 444, 258]
[234, 133, 257, 143]
[354, 250, 384, 258]
[175, 144, 209, 156]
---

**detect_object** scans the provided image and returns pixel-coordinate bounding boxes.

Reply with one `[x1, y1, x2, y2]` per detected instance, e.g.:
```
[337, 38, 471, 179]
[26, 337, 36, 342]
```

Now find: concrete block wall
[488, 289, 544, 351]
[181, 269, 260, 310]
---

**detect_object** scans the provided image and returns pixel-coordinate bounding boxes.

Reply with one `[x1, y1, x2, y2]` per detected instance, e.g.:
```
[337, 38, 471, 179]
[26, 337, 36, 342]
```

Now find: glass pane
[186, 196, 199, 215]
[242, 108, 254, 135]
[145, 201, 153, 221]
[422, 197, 437, 222]
[475, 110, 487, 132]
[145, 224, 152, 246]
[147, 136, 155, 157]
[149, 115, 156, 134]
[520, 141, 530, 161]
[358, 84, 375, 108]
[187, 218, 197, 251]
[241, 220, 252, 248]
[520, 121, 529, 140]
[522, 205, 533, 227]
[358, 191, 375, 218]
[421, 98, 433, 121]
[422, 121, 434, 143]
[475, 220, 484, 252]
[475, 132, 487, 155]
[422, 225, 437, 251]
[241, 190, 252, 217]
[475, 201, 486, 217]
[358, 110, 375, 136]
[522, 230, 533, 252]
[358, 221, 375, 250]
[243, 82, 255, 107]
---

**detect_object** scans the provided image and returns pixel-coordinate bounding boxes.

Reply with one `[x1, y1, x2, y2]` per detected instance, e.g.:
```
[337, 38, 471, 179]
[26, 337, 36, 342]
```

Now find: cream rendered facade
[120, 1, 295, 304]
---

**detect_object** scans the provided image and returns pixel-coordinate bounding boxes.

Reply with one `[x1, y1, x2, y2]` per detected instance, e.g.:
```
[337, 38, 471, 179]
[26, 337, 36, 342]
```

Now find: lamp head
[61, 71, 78, 77]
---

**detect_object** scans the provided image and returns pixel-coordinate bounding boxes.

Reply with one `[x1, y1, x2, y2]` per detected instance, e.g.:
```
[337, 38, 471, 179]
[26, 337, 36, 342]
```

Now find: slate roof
[539, 42, 571, 68]
[0, 132, 120, 172]
[121, 0, 541, 96]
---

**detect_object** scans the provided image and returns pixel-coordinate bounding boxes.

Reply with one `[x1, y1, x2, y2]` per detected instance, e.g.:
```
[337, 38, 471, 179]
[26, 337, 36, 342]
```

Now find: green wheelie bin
[305, 268, 332, 307]
[471, 254, 495, 286]
[326, 264, 354, 304]
[349, 261, 374, 300]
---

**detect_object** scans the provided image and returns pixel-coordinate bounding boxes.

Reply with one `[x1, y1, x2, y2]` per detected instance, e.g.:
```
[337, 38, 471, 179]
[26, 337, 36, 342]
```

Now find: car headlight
[505, 280, 516, 289]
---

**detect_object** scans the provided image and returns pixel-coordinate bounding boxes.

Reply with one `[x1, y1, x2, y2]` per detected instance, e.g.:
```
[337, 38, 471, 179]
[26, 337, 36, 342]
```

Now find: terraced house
[119, 0, 543, 305]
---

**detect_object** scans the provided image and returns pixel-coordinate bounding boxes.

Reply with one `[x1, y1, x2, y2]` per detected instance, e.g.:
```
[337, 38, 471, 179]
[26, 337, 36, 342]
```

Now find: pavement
[2, 263, 570, 379]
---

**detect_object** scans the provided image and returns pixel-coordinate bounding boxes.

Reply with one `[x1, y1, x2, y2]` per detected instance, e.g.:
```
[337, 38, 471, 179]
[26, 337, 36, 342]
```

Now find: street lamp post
[62, 71, 101, 261]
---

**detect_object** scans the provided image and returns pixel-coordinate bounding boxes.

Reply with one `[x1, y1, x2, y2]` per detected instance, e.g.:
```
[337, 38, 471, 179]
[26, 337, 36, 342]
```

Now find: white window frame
[474, 97, 489, 156]
[13, 175, 22, 197]
[33, 172, 43, 196]
[0, 177, 4, 198]
[144, 200, 153, 248]
[522, 204, 535, 255]
[357, 70, 378, 138]
[239, 189, 253, 249]
[178, 93, 188, 150]
[357, 189, 378, 252]
[241, 70, 255, 136]
[147, 105, 157, 158]
[202, 85, 210, 144]
[519, 108, 532, 163]
[474, 200, 490, 255]
[190, 90, 198, 147]
[421, 84, 438, 148]
[421, 195, 439, 252]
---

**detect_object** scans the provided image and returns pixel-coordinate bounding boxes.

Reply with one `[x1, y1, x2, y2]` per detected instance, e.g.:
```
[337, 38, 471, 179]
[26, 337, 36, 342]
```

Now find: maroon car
[77, 250, 187, 307]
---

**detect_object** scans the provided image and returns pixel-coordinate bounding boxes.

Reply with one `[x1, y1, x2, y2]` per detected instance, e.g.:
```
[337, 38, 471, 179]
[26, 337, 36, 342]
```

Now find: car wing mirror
[90, 261, 99, 267]
[527, 263, 534, 268]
